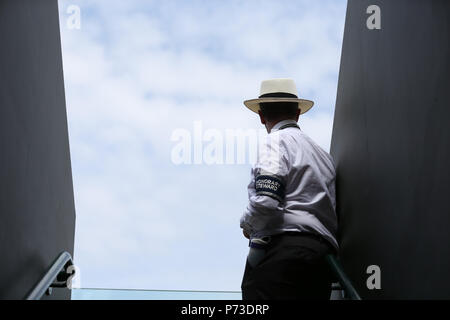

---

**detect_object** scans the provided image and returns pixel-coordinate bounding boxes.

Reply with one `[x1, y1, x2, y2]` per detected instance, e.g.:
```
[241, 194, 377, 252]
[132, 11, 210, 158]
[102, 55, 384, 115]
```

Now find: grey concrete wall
[331, 0, 450, 299]
[0, 0, 75, 299]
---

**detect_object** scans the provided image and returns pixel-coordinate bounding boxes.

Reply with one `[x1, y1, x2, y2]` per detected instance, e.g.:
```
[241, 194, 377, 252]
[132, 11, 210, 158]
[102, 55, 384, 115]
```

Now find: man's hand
[243, 230, 250, 239]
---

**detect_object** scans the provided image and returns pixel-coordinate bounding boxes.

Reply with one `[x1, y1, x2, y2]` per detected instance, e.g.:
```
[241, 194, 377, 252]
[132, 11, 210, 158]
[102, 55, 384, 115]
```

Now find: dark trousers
[241, 232, 335, 300]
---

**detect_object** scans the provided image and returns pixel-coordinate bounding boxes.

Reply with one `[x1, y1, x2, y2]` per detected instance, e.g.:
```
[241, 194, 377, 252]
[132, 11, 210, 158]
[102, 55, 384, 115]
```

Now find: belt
[275, 231, 323, 240]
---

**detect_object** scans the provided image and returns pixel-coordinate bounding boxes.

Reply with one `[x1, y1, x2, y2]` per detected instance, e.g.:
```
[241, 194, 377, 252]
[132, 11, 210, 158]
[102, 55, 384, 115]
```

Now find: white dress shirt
[240, 119, 338, 250]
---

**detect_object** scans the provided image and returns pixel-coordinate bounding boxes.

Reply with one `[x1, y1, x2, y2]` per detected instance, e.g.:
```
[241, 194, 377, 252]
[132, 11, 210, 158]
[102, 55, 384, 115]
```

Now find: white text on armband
[255, 175, 285, 202]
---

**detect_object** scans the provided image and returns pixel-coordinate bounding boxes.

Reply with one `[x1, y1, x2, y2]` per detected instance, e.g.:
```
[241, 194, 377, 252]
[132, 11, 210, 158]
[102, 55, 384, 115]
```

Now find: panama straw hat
[243, 78, 314, 114]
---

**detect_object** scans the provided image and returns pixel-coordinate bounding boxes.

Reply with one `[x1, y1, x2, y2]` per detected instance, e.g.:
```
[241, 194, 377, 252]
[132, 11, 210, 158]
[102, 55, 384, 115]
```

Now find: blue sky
[58, 0, 347, 291]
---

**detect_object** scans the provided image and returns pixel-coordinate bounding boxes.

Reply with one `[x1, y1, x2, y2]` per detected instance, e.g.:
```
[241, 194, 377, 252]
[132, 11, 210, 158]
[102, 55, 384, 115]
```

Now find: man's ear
[295, 108, 301, 121]
[258, 110, 266, 124]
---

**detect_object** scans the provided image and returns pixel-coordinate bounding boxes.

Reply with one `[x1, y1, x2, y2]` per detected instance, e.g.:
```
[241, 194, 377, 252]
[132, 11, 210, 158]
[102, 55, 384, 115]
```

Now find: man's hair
[259, 102, 299, 122]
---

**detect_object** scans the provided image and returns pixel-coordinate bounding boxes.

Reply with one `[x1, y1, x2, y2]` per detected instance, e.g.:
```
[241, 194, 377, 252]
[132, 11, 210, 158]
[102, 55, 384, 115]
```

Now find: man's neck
[266, 118, 298, 133]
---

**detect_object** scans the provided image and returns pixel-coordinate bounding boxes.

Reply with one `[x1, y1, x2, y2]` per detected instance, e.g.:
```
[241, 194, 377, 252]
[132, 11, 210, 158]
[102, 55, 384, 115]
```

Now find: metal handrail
[326, 254, 362, 300]
[25, 251, 74, 300]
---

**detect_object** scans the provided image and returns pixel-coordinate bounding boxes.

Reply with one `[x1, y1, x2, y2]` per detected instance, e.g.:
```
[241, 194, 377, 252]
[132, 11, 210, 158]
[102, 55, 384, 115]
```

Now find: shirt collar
[270, 119, 299, 133]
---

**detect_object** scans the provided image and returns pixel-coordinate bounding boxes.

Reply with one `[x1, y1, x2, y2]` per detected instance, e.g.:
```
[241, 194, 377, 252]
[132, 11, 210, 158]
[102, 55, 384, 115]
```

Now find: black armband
[255, 175, 285, 202]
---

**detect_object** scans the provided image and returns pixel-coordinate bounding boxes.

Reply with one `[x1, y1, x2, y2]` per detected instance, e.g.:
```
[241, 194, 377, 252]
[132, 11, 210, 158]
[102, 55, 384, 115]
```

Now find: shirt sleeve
[240, 132, 290, 235]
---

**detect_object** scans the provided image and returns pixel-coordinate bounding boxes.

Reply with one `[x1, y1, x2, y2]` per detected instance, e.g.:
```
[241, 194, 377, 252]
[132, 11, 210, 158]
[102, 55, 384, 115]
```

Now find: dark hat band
[258, 92, 298, 99]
